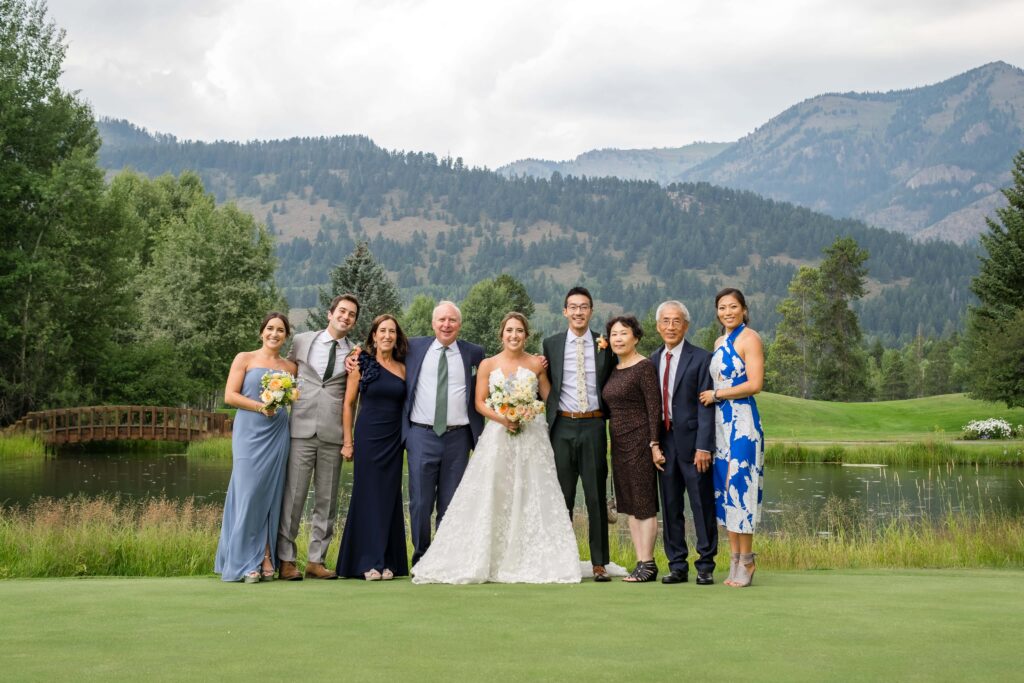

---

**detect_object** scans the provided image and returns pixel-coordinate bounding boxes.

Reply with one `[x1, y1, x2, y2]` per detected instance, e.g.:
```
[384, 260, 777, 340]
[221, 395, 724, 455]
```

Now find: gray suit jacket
[287, 330, 349, 444]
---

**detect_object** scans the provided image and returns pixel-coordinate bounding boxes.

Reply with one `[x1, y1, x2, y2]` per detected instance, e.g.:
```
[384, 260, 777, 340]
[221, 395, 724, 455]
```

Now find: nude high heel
[732, 553, 756, 587]
[724, 552, 741, 586]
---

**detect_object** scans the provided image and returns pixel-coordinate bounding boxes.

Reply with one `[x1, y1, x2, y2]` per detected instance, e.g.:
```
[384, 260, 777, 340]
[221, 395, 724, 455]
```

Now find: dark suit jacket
[542, 329, 616, 431]
[650, 339, 714, 460]
[403, 336, 485, 446]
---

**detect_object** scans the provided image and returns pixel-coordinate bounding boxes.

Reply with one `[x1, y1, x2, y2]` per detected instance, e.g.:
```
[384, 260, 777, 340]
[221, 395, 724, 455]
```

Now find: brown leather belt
[557, 410, 604, 419]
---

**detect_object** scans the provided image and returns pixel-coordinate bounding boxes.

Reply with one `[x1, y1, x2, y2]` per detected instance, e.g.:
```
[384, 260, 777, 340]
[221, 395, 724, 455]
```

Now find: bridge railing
[10, 406, 232, 445]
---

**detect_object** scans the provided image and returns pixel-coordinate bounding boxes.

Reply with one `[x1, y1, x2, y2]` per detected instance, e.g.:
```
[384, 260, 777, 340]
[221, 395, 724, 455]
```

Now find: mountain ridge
[498, 61, 1024, 243]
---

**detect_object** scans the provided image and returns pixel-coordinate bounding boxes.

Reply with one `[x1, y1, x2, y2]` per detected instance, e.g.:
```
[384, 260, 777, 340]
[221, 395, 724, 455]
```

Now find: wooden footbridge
[9, 406, 232, 445]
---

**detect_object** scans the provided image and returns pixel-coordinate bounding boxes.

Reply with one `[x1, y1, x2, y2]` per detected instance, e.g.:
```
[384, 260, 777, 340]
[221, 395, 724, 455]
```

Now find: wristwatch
[649, 441, 659, 449]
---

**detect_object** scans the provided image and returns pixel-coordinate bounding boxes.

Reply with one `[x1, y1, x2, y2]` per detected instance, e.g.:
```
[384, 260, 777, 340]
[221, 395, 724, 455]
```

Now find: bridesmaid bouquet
[260, 370, 300, 413]
[485, 374, 545, 435]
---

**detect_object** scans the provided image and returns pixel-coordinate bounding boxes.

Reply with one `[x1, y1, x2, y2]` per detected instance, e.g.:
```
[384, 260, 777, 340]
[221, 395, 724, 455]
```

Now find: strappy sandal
[622, 560, 658, 583]
[243, 570, 261, 584]
[723, 552, 741, 586]
[364, 569, 382, 581]
[381, 568, 394, 581]
[731, 553, 757, 588]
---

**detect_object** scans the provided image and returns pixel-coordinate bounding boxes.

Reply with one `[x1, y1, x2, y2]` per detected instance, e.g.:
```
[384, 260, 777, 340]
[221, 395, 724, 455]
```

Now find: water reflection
[2, 454, 1022, 525]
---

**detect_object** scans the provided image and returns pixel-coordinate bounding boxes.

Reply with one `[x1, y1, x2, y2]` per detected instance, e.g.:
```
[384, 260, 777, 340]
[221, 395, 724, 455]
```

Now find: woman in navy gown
[337, 314, 409, 580]
[215, 312, 297, 583]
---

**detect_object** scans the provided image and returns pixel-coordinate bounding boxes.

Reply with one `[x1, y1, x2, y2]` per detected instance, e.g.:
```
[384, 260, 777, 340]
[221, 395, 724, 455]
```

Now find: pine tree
[309, 242, 402, 343]
[965, 149, 1024, 407]
[812, 237, 871, 401]
[765, 266, 820, 398]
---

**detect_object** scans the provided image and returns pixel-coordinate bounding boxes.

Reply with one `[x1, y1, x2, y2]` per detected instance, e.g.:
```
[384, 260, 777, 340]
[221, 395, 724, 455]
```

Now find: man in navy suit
[403, 301, 485, 565]
[650, 300, 717, 584]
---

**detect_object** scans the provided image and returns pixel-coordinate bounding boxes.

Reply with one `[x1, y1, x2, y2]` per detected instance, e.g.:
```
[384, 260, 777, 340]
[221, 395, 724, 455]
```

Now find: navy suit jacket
[402, 336, 485, 447]
[649, 339, 715, 460]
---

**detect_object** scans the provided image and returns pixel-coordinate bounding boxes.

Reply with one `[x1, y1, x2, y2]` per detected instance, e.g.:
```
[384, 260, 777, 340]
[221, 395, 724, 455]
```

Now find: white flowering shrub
[962, 418, 1014, 440]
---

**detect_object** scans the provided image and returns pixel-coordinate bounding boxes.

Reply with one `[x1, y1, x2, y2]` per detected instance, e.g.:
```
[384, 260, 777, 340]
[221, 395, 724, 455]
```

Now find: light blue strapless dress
[214, 368, 291, 581]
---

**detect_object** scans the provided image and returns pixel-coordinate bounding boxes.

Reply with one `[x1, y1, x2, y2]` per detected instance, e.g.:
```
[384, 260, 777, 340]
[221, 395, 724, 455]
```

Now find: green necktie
[433, 346, 449, 437]
[323, 340, 338, 382]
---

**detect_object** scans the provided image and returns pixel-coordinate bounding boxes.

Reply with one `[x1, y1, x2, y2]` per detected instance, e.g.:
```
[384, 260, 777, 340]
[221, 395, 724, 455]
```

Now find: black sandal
[622, 560, 658, 583]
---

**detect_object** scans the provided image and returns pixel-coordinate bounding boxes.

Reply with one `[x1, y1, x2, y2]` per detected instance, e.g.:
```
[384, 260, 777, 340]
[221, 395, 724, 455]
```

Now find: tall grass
[0, 433, 48, 459]
[2, 493, 1022, 578]
[185, 437, 233, 459]
[767, 441, 1024, 466]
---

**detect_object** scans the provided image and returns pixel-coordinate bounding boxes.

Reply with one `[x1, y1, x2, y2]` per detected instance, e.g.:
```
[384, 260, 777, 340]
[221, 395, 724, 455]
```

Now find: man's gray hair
[433, 300, 462, 322]
[656, 300, 691, 323]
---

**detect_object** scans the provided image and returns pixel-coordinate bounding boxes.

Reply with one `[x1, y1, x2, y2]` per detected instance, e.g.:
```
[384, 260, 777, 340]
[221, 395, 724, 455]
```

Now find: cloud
[48, 0, 1024, 167]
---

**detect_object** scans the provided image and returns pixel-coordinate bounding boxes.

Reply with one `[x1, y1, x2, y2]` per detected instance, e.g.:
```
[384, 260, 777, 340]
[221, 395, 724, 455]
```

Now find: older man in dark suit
[403, 301, 485, 565]
[650, 299, 717, 584]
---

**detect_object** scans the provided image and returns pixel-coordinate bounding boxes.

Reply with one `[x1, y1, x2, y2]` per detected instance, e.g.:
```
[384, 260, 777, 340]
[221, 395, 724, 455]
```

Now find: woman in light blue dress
[699, 289, 764, 587]
[215, 312, 297, 583]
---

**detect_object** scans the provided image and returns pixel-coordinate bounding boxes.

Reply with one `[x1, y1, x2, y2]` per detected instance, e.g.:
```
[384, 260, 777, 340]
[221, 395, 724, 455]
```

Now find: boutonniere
[345, 343, 361, 358]
[596, 335, 608, 351]
[471, 365, 478, 376]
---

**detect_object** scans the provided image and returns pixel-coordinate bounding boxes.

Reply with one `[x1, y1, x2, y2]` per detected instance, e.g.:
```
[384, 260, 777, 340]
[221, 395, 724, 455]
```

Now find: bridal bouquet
[485, 373, 545, 435]
[260, 370, 300, 413]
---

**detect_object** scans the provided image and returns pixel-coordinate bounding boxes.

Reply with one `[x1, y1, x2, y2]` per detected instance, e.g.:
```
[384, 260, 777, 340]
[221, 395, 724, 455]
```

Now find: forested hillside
[98, 120, 977, 341]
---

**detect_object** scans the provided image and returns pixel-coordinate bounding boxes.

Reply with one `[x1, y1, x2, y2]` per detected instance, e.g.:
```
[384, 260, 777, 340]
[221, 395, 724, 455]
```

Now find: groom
[404, 301, 485, 565]
[277, 293, 359, 581]
[543, 286, 615, 581]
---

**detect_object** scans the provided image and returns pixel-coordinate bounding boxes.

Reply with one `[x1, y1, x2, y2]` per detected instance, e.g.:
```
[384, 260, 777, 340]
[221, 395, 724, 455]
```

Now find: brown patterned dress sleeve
[640, 359, 662, 445]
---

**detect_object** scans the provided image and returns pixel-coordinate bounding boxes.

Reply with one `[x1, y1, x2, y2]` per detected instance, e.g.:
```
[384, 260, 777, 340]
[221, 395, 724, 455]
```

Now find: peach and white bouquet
[260, 370, 299, 413]
[485, 372, 545, 435]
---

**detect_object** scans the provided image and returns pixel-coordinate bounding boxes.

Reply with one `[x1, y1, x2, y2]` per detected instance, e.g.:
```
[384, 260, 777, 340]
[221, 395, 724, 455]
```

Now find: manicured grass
[760, 392, 1024, 441]
[0, 571, 1021, 681]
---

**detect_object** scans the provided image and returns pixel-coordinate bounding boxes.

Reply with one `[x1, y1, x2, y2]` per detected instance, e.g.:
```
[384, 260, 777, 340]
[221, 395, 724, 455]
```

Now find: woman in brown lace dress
[601, 315, 664, 582]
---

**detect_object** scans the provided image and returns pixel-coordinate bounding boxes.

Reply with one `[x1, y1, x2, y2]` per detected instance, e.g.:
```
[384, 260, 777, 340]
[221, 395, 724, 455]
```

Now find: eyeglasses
[566, 304, 591, 313]
[659, 319, 686, 328]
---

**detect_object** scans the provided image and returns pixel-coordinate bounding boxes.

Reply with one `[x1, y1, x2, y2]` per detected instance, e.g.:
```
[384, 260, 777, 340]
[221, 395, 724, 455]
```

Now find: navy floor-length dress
[215, 367, 290, 581]
[336, 355, 409, 578]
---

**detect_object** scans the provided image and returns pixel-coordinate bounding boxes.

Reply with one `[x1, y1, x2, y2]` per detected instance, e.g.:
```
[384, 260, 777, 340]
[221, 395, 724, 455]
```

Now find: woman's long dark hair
[364, 314, 408, 361]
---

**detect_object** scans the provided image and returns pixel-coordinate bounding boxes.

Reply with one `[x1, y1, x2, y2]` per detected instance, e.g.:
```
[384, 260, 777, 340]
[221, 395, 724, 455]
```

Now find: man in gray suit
[277, 294, 359, 580]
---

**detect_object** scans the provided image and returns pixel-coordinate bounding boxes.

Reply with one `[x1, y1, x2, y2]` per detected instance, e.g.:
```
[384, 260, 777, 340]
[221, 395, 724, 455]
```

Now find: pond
[3, 451, 1022, 524]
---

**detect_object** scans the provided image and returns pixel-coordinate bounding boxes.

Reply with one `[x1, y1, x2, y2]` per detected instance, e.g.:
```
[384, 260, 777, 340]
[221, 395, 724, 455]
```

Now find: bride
[411, 312, 582, 584]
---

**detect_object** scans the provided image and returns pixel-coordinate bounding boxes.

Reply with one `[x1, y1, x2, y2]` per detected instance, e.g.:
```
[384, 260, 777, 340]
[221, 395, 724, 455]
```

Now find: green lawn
[2, 571, 1021, 681]
[759, 392, 1024, 441]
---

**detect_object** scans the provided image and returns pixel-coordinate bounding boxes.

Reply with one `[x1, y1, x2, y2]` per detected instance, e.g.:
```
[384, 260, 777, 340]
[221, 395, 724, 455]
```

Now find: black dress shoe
[661, 569, 688, 584]
[695, 571, 714, 585]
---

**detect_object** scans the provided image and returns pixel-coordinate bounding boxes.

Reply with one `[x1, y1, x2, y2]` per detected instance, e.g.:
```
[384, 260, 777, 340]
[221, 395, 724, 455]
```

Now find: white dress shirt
[559, 329, 600, 412]
[309, 330, 352, 380]
[410, 339, 469, 427]
[658, 341, 683, 421]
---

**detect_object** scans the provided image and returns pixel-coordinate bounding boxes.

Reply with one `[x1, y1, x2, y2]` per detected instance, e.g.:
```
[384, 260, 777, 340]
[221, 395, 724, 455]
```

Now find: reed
[0, 433, 48, 459]
[185, 437, 233, 459]
[0, 496, 334, 579]
[767, 441, 1024, 466]
[2, 494, 1022, 578]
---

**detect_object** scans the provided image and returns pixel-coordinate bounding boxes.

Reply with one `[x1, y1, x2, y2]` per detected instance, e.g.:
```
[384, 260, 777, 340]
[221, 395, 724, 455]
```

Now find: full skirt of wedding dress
[411, 418, 582, 584]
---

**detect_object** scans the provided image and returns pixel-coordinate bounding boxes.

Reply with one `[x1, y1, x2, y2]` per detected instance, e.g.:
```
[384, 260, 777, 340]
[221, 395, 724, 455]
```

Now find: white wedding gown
[411, 367, 582, 584]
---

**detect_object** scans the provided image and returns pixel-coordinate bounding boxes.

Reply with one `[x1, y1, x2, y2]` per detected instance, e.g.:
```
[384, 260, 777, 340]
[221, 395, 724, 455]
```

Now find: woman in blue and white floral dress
[699, 288, 764, 587]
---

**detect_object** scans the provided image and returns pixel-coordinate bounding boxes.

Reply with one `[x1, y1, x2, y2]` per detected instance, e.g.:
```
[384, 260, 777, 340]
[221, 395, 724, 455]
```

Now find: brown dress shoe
[304, 562, 338, 580]
[592, 565, 611, 583]
[278, 560, 303, 581]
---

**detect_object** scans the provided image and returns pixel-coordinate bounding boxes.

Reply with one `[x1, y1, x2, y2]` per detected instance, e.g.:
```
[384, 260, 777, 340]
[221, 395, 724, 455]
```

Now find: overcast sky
[48, 0, 1024, 169]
